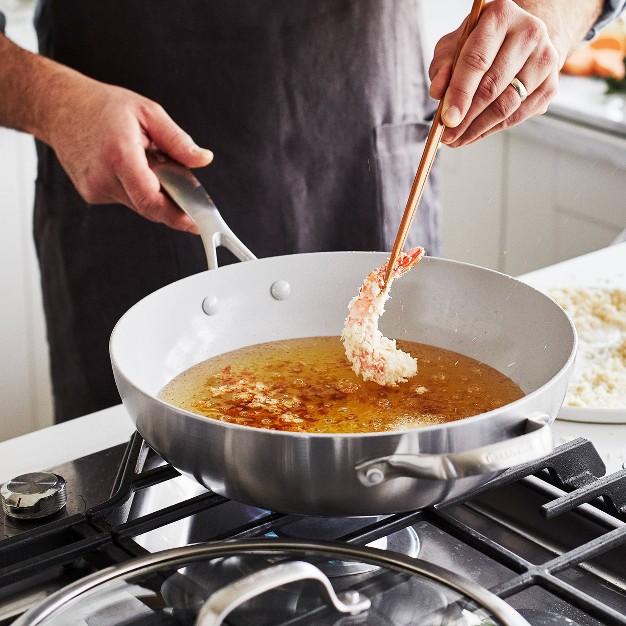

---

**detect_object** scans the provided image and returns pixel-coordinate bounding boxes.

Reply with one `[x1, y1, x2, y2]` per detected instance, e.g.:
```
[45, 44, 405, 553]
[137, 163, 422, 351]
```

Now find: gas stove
[1, 434, 626, 625]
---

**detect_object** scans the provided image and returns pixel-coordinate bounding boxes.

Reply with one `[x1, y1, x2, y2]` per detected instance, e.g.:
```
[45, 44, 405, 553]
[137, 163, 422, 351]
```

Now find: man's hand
[429, 0, 603, 147]
[0, 34, 211, 232]
[47, 78, 213, 233]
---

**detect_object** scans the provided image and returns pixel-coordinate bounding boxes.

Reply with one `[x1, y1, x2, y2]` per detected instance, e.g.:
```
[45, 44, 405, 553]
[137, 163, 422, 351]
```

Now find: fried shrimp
[341, 247, 425, 386]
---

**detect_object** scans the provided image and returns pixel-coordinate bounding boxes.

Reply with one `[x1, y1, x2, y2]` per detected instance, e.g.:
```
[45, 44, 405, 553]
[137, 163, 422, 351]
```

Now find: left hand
[429, 0, 562, 147]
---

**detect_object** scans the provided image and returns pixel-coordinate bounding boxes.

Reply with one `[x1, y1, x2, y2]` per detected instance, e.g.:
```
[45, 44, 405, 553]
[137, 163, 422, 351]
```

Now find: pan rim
[111, 251, 577, 440]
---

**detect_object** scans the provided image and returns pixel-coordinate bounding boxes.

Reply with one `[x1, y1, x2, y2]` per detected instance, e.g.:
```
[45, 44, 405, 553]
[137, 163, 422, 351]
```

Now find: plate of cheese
[548, 286, 626, 423]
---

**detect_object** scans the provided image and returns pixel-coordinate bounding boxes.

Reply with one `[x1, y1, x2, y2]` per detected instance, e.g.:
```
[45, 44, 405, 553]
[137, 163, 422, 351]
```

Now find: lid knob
[1, 472, 67, 519]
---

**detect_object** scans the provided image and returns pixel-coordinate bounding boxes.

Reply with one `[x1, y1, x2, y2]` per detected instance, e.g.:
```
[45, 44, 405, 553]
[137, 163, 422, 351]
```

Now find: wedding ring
[509, 76, 528, 102]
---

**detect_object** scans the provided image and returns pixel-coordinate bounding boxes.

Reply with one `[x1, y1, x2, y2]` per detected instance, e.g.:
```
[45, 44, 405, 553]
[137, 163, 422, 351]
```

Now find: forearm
[514, 0, 604, 64]
[0, 33, 91, 145]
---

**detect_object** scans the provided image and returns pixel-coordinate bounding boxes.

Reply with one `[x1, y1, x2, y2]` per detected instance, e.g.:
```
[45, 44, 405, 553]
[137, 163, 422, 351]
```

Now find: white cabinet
[441, 115, 626, 275]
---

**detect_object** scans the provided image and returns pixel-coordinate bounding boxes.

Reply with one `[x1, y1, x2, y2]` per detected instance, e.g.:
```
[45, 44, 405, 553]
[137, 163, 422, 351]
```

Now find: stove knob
[1, 472, 67, 520]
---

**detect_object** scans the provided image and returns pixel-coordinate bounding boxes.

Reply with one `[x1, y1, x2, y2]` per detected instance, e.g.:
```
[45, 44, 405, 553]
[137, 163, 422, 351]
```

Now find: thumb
[144, 104, 213, 168]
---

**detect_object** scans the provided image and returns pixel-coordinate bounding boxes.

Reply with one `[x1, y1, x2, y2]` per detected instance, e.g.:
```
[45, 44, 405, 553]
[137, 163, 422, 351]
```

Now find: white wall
[421, 0, 468, 59]
[0, 0, 54, 440]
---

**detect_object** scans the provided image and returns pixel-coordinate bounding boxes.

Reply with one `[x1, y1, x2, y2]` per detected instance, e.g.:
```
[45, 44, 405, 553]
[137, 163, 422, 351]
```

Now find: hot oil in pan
[158, 337, 523, 433]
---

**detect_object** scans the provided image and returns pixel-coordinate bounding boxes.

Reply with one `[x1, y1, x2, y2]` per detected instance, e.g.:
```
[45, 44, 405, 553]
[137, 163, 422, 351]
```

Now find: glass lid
[14, 539, 530, 626]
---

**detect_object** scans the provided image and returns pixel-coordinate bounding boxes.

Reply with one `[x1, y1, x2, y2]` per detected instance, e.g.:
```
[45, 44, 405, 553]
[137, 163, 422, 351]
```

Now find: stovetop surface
[1, 435, 626, 626]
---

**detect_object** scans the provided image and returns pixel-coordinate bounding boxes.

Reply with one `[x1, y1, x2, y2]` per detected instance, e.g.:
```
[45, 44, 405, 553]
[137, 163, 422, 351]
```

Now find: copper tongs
[383, 0, 486, 288]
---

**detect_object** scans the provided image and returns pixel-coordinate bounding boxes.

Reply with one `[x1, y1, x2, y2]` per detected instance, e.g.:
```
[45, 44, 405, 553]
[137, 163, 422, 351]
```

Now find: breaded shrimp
[341, 247, 425, 386]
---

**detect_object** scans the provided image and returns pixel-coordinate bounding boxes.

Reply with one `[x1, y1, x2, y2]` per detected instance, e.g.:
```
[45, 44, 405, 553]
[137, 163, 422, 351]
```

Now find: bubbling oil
[158, 337, 524, 434]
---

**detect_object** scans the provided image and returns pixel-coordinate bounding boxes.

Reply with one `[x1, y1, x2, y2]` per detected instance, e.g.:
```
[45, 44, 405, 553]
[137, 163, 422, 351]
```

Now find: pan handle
[147, 152, 257, 269]
[194, 561, 371, 626]
[355, 415, 554, 486]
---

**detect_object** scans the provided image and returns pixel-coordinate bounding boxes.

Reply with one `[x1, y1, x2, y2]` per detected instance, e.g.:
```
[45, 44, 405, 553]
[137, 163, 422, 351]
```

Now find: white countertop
[519, 242, 626, 474]
[1, 243, 625, 484]
[0, 404, 134, 484]
[550, 74, 626, 139]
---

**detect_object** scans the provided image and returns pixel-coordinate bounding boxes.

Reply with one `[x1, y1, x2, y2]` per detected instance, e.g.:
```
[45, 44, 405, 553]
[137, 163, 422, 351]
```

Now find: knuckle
[477, 73, 500, 102]
[531, 87, 553, 114]
[170, 130, 193, 151]
[543, 76, 559, 101]
[461, 48, 491, 74]
[492, 94, 517, 119]
[432, 34, 454, 60]
[141, 99, 166, 119]
[503, 107, 525, 128]
[521, 20, 546, 48]
[537, 44, 559, 73]
[490, 0, 516, 27]
[447, 84, 473, 111]
[132, 193, 156, 217]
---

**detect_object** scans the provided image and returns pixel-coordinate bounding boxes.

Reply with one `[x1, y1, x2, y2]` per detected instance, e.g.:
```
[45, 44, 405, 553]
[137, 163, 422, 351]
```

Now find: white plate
[549, 285, 626, 424]
[558, 405, 626, 424]
[519, 245, 626, 425]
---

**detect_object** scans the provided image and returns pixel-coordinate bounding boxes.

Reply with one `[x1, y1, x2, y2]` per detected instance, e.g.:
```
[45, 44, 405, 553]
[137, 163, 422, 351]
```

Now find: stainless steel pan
[110, 157, 576, 516]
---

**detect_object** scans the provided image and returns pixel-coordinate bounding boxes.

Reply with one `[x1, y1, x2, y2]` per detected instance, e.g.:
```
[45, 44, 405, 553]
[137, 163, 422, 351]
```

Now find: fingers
[446, 69, 557, 147]
[429, 0, 560, 146]
[440, 13, 506, 128]
[460, 74, 557, 146]
[114, 147, 200, 233]
[141, 101, 213, 169]
[117, 97, 212, 232]
[49, 78, 207, 233]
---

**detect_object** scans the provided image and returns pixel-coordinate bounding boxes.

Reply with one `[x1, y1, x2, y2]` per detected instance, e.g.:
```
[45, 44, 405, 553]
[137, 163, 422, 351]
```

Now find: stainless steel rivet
[202, 295, 219, 316]
[271, 280, 291, 301]
[364, 468, 385, 485]
[343, 590, 361, 605]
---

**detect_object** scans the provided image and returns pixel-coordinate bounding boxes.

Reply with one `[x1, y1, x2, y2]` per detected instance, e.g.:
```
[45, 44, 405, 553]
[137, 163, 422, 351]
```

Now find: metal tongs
[383, 0, 486, 289]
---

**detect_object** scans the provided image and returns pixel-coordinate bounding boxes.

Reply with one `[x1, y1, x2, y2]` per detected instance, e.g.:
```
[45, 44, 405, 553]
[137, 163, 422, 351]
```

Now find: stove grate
[1, 432, 626, 626]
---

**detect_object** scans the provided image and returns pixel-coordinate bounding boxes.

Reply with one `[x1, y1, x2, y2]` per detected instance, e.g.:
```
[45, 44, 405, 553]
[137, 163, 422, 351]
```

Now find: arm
[0, 33, 212, 232]
[429, 0, 607, 147]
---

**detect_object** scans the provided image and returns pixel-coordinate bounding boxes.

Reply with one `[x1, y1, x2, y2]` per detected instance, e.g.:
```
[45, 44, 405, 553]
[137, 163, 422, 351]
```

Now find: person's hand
[429, 0, 562, 147]
[45, 73, 212, 233]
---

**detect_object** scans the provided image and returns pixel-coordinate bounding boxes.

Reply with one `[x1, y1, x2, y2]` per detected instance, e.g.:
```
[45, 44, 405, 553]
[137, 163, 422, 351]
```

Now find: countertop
[1, 243, 625, 484]
[550, 74, 626, 139]
[520, 242, 626, 474]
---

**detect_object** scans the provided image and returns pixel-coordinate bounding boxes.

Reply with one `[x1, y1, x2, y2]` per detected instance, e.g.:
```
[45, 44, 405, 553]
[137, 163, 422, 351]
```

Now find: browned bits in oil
[336, 379, 360, 394]
[158, 337, 524, 434]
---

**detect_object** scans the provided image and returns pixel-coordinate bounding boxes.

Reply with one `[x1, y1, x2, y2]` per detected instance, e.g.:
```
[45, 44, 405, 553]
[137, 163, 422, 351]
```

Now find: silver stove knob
[1, 472, 67, 520]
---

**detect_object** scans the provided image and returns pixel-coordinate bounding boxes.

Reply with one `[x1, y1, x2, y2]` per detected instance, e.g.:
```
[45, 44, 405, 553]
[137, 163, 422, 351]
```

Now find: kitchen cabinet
[441, 104, 626, 276]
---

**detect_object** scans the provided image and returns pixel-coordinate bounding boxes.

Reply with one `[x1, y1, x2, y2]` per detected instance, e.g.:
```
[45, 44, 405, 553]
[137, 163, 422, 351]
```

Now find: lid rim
[13, 538, 530, 626]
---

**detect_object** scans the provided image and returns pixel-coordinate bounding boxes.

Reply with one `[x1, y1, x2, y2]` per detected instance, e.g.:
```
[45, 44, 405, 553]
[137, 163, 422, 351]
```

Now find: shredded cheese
[550, 287, 626, 408]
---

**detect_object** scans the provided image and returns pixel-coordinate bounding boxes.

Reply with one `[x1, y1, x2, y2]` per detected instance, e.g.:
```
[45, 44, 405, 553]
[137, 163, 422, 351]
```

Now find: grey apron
[34, 0, 440, 422]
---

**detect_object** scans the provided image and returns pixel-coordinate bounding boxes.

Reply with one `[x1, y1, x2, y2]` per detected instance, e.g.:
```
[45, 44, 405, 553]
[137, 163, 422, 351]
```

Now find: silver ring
[509, 77, 528, 102]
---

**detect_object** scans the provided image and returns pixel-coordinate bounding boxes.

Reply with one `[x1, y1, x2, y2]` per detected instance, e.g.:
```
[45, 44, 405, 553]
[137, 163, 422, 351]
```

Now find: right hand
[429, 0, 561, 147]
[45, 74, 212, 233]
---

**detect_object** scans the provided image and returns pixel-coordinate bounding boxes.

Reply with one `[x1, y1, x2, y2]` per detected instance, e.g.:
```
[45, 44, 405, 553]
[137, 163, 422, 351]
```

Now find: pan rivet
[202, 295, 219, 316]
[364, 467, 385, 485]
[271, 280, 291, 301]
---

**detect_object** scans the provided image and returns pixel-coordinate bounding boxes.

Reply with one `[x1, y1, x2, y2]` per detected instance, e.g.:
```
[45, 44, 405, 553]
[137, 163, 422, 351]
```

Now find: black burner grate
[1, 433, 625, 625]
